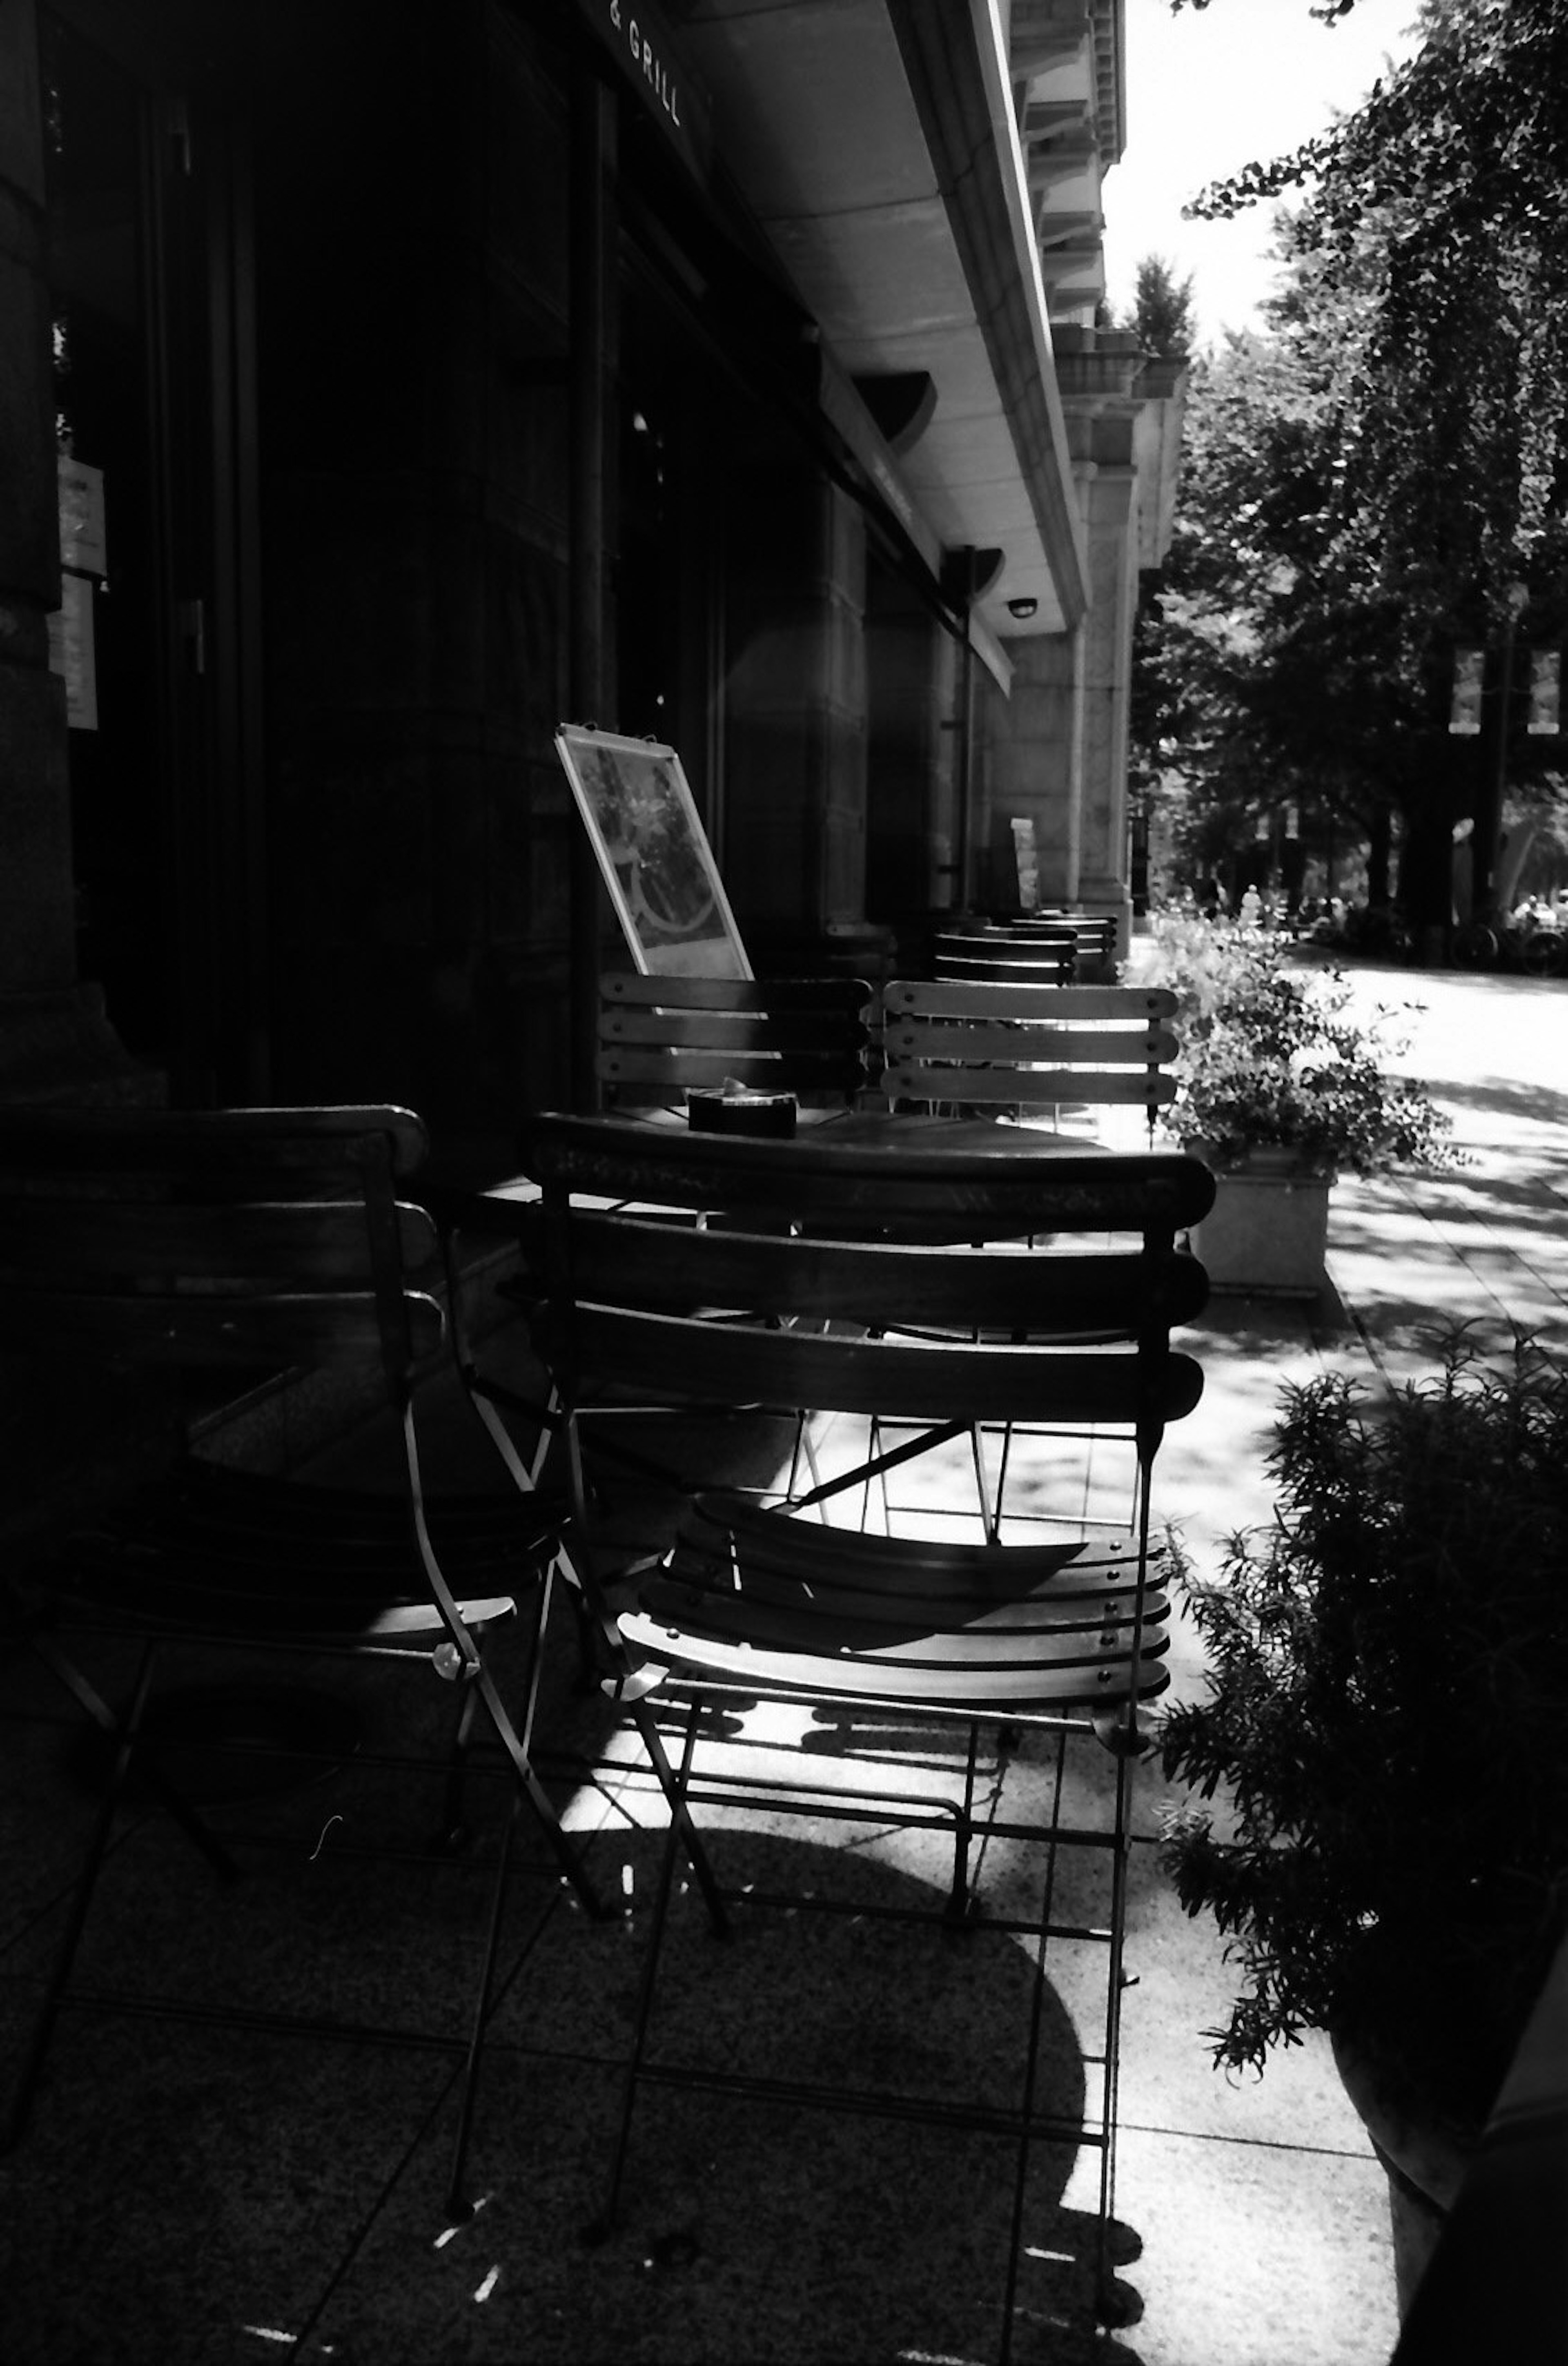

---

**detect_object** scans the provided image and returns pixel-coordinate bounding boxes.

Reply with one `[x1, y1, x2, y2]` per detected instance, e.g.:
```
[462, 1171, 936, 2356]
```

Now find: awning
[677, 0, 1095, 642]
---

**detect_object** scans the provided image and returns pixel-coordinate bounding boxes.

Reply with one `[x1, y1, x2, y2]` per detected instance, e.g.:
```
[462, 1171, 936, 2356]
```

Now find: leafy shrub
[1142, 912, 1457, 1173]
[1160, 1337, 1568, 2135]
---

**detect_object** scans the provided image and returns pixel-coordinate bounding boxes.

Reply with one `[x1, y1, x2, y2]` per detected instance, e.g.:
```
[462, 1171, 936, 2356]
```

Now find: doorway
[43, 7, 264, 1101]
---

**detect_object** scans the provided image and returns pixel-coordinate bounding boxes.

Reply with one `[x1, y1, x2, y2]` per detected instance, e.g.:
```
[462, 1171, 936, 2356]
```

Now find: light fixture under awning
[676, 0, 1089, 642]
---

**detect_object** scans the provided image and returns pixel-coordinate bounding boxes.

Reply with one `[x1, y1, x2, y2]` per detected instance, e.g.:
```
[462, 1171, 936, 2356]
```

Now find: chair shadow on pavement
[0, 1796, 1149, 2366]
[463, 1822, 1153, 2366]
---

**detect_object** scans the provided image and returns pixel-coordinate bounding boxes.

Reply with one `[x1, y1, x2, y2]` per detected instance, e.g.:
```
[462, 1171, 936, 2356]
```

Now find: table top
[454, 1109, 1215, 1256]
[459, 1106, 1100, 1206]
[428, 1107, 1206, 1251]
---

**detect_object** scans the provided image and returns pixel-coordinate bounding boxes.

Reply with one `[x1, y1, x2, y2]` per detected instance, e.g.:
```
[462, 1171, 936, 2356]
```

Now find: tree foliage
[1133, 321, 1430, 897]
[1140, 912, 1456, 1172]
[1181, 0, 1568, 631]
[1161, 1337, 1568, 2132]
[1128, 254, 1195, 358]
[1139, 0, 1568, 920]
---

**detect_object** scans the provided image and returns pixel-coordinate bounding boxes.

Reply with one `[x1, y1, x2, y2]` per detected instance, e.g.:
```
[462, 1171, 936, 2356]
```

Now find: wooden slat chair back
[931, 928, 1076, 985]
[596, 971, 875, 1111]
[0, 1105, 440, 1377]
[512, 1109, 1213, 2332]
[1005, 911, 1118, 978]
[876, 978, 1180, 1143]
[0, 1103, 599, 2211]
[939, 913, 1118, 980]
[958, 918, 1082, 945]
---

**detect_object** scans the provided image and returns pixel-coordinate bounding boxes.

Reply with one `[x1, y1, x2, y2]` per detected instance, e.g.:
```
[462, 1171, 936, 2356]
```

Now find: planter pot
[1332, 2027, 1477, 2323]
[1189, 1148, 1333, 1297]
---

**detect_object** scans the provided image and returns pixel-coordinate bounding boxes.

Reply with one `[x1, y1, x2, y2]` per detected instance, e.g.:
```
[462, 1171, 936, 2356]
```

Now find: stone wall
[259, 2, 577, 1146]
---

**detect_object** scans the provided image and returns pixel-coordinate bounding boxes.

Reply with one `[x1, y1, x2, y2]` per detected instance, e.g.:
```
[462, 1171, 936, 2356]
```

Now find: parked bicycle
[1452, 913, 1568, 975]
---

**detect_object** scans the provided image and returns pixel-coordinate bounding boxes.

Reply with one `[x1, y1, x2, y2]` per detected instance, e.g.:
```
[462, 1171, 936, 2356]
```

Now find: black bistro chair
[596, 970, 875, 1116]
[508, 1111, 1213, 2349]
[0, 1102, 602, 2216]
[875, 977, 1180, 1145]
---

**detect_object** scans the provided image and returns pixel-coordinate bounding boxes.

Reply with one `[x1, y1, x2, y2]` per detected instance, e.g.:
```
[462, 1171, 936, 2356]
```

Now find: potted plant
[1140, 912, 1457, 1292]
[1159, 1335, 1568, 2312]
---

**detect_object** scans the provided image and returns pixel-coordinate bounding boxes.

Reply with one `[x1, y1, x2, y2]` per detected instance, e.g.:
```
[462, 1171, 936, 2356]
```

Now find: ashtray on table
[686, 1088, 798, 1138]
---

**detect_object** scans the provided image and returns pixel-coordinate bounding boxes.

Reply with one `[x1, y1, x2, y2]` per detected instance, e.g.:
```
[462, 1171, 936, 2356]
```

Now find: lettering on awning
[574, 0, 713, 181]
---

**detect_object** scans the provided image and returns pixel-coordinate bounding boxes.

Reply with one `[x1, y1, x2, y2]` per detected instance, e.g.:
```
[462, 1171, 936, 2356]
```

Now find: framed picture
[554, 724, 751, 977]
[1009, 815, 1040, 910]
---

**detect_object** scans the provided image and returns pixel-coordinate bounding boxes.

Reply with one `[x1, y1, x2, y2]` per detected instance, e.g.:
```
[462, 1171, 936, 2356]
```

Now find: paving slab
[6, 964, 1559, 2363]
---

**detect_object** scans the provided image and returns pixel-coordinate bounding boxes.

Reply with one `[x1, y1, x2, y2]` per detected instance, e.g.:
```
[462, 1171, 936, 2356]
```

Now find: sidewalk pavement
[1, 965, 1561, 2366]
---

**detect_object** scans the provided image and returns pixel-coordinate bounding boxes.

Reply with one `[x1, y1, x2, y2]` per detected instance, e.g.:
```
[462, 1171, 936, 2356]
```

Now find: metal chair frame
[875, 978, 1180, 1145]
[0, 1103, 606, 2217]
[868, 978, 1185, 1539]
[512, 1112, 1213, 2350]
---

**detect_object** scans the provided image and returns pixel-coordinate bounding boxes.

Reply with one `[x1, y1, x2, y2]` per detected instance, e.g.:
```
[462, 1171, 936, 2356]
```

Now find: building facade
[0, 0, 1183, 1154]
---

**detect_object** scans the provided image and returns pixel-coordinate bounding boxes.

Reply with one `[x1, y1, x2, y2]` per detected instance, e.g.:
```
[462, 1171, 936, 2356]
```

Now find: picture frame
[553, 724, 752, 978]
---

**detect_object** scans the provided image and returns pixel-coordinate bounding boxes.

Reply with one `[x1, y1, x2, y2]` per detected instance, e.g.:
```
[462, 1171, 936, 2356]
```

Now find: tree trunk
[1367, 806, 1392, 908]
[1396, 794, 1455, 938]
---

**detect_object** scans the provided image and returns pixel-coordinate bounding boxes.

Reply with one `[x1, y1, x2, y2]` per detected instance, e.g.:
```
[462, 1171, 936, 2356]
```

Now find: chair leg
[1094, 1746, 1136, 2326]
[785, 1410, 830, 1517]
[969, 1421, 1001, 1546]
[443, 1788, 524, 2221]
[441, 1557, 603, 1919]
[591, 1698, 710, 2240]
[997, 1796, 1067, 2366]
[29, 1632, 239, 1880]
[627, 1693, 728, 1937]
[450, 1351, 603, 1689]
[992, 1724, 1084, 2361]
[991, 1417, 1016, 1533]
[470, 1658, 604, 1918]
[436, 1682, 483, 1852]
[564, 1578, 603, 1690]
[943, 1721, 983, 1924]
[4, 1641, 241, 2151]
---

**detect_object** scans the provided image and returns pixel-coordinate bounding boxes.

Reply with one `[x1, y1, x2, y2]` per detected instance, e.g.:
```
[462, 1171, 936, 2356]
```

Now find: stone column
[723, 456, 868, 960]
[1074, 413, 1139, 946]
[986, 626, 1085, 907]
[1049, 325, 1166, 960]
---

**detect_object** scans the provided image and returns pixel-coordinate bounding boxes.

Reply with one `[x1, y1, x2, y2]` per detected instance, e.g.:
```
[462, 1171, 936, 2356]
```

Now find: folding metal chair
[512, 1112, 1213, 2350]
[869, 978, 1185, 1531]
[931, 929, 1078, 985]
[876, 978, 1180, 1146]
[0, 1103, 603, 2216]
[455, 970, 879, 1522]
[596, 971, 875, 1114]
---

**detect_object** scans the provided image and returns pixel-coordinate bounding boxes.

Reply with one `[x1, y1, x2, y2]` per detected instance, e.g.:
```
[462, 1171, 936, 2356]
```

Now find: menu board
[554, 724, 751, 977]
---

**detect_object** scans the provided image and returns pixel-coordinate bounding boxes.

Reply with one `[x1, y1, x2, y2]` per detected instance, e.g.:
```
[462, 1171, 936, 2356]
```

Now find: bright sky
[1100, 0, 1426, 346]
